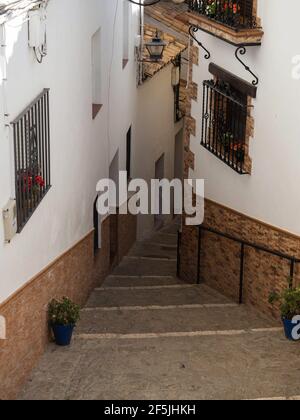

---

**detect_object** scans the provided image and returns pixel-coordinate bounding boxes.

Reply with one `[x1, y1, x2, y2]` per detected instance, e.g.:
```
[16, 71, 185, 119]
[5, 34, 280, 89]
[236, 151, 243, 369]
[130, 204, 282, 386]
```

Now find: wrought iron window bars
[12, 89, 51, 232]
[201, 79, 250, 174]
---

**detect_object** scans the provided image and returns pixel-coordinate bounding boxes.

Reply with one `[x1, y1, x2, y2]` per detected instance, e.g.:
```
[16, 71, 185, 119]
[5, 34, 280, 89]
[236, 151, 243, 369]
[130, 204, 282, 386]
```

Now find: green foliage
[220, 132, 234, 146]
[269, 284, 300, 320]
[48, 297, 80, 326]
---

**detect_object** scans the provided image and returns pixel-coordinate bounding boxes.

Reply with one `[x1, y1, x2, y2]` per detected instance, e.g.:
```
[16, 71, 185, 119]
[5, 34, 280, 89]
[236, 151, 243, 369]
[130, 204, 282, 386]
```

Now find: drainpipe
[138, 3, 144, 85]
[0, 23, 9, 130]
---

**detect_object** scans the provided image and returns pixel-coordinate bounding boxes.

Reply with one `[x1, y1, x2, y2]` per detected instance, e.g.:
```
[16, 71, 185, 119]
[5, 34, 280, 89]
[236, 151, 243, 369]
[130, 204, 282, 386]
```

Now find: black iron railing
[188, 0, 257, 31]
[12, 89, 51, 232]
[177, 226, 300, 304]
[202, 79, 249, 174]
[177, 230, 182, 277]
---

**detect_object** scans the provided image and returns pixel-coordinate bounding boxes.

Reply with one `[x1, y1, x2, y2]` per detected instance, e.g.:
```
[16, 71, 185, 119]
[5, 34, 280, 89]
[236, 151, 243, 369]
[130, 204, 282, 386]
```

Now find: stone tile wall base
[0, 213, 137, 400]
[180, 200, 300, 320]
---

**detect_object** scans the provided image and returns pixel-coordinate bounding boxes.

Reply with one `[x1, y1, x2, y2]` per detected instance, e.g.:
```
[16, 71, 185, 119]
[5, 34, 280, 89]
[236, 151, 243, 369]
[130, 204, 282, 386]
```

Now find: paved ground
[19, 223, 300, 400]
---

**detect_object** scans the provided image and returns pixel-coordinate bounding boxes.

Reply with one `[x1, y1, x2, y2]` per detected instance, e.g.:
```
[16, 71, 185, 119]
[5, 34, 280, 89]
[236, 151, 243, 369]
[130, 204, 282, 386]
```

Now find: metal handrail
[177, 225, 300, 304]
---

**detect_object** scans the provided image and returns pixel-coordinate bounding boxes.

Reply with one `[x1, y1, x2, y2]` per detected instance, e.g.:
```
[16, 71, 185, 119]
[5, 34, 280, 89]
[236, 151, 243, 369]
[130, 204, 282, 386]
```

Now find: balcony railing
[201, 79, 249, 174]
[188, 0, 257, 31]
[12, 89, 51, 232]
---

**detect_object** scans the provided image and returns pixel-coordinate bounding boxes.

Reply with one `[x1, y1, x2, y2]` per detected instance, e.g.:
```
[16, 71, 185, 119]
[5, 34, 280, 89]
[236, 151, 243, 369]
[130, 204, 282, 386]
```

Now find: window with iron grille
[12, 89, 51, 232]
[202, 79, 249, 174]
[188, 0, 256, 31]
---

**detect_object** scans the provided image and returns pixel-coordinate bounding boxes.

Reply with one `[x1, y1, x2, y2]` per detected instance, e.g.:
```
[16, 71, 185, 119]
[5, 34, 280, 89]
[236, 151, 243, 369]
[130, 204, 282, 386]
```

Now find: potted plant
[48, 297, 80, 346]
[231, 143, 245, 163]
[220, 131, 233, 153]
[206, 1, 217, 18]
[269, 286, 300, 341]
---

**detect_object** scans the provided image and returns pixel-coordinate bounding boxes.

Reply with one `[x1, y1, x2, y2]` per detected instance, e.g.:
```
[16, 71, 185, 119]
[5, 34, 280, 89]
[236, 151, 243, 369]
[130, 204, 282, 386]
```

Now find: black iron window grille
[188, 0, 257, 31]
[12, 89, 51, 232]
[202, 79, 250, 174]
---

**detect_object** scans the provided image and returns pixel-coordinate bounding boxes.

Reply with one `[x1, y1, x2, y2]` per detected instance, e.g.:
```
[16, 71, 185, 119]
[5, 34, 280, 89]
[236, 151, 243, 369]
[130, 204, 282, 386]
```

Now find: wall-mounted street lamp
[145, 31, 167, 61]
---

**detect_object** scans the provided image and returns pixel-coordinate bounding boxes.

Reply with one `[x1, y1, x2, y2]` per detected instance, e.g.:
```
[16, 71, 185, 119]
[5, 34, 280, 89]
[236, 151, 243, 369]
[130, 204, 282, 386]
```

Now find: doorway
[173, 128, 184, 217]
[109, 150, 119, 266]
[154, 153, 165, 230]
[93, 196, 100, 255]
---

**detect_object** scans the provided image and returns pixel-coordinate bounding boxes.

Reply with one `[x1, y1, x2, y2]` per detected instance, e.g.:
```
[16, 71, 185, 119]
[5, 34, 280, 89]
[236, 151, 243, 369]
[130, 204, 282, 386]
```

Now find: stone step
[102, 275, 185, 288]
[112, 256, 177, 276]
[19, 329, 300, 400]
[160, 223, 181, 235]
[146, 232, 178, 246]
[85, 284, 231, 308]
[76, 304, 278, 336]
[128, 242, 177, 259]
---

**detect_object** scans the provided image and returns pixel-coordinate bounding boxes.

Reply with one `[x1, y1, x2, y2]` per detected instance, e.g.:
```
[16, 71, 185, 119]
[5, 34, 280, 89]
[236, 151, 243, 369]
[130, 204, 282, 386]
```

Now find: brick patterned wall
[118, 212, 137, 261]
[0, 213, 137, 400]
[180, 199, 300, 320]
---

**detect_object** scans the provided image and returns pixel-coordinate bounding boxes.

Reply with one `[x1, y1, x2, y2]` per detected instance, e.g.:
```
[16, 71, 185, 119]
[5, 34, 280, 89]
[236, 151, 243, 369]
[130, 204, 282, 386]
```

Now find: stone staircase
[19, 221, 300, 400]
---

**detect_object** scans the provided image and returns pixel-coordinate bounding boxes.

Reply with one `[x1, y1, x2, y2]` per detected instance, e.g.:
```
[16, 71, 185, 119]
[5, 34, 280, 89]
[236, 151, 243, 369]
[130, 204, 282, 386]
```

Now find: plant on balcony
[49, 297, 81, 346]
[206, 1, 217, 17]
[220, 131, 234, 152]
[269, 285, 300, 341]
[205, 1, 240, 19]
[231, 143, 245, 162]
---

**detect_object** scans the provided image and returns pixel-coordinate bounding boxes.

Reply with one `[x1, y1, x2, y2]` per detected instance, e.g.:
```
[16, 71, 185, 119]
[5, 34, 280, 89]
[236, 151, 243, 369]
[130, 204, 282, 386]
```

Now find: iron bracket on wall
[235, 46, 259, 86]
[189, 26, 211, 60]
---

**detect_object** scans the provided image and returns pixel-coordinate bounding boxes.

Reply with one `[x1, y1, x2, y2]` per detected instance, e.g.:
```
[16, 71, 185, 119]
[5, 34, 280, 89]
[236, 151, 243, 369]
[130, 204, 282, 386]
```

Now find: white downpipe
[138, 3, 144, 85]
[0, 23, 9, 128]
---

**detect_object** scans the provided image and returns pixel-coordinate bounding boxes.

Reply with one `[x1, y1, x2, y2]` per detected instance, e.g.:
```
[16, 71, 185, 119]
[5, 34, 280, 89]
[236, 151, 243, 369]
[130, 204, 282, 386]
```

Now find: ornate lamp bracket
[189, 26, 211, 60]
[235, 46, 259, 86]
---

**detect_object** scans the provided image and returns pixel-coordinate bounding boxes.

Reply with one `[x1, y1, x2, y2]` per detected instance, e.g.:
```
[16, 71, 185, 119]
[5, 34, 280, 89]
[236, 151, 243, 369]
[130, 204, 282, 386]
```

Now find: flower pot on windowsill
[235, 149, 245, 163]
[48, 297, 80, 347]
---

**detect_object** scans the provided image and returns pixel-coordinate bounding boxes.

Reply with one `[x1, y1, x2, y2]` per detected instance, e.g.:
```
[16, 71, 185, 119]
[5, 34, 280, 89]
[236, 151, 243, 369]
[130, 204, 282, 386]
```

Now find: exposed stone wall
[0, 213, 137, 400]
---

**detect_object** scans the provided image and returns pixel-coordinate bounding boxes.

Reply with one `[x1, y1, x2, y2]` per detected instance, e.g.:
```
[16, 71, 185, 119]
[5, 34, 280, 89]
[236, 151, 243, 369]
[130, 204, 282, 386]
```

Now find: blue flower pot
[282, 318, 300, 341]
[52, 324, 75, 346]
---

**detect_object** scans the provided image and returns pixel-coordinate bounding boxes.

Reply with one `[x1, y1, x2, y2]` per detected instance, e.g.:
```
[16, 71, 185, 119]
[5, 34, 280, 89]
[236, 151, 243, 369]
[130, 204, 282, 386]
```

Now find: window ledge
[92, 104, 103, 120]
[188, 12, 264, 46]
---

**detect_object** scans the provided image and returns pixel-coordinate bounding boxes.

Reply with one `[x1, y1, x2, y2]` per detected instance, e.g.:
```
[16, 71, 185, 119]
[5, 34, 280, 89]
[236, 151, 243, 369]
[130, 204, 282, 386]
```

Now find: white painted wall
[133, 65, 183, 239]
[0, 0, 140, 303]
[190, 0, 300, 235]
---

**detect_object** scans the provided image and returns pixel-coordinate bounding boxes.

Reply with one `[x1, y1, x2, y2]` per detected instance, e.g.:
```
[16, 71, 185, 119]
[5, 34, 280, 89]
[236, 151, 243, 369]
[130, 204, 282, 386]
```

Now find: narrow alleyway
[19, 222, 300, 400]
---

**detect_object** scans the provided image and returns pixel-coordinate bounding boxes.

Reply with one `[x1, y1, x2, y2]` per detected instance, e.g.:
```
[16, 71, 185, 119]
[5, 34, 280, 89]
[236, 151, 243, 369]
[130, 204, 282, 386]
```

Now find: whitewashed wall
[133, 65, 183, 239]
[0, 0, 140, 303]
[190, 0, 300, 235]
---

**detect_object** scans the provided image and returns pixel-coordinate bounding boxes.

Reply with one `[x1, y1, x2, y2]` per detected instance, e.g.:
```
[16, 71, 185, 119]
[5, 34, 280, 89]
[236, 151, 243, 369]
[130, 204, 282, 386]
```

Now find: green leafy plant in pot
[49, 297, 80, 346]
[269, 285, 300, 341]
[220, 131, 233, 153]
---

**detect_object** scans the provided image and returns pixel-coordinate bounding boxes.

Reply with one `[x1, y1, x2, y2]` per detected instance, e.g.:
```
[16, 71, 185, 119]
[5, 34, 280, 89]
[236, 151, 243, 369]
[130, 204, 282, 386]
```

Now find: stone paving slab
[102, 276, 184, 288]
[160, 223, 181, 235]
[85, 285, 231, 308]
[19, 331, 300, 400]
[76, 304, 278, 335]
[145, 232, 178, 246]
[112, 257, 177, 276]
[128, 242, 177, 259]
